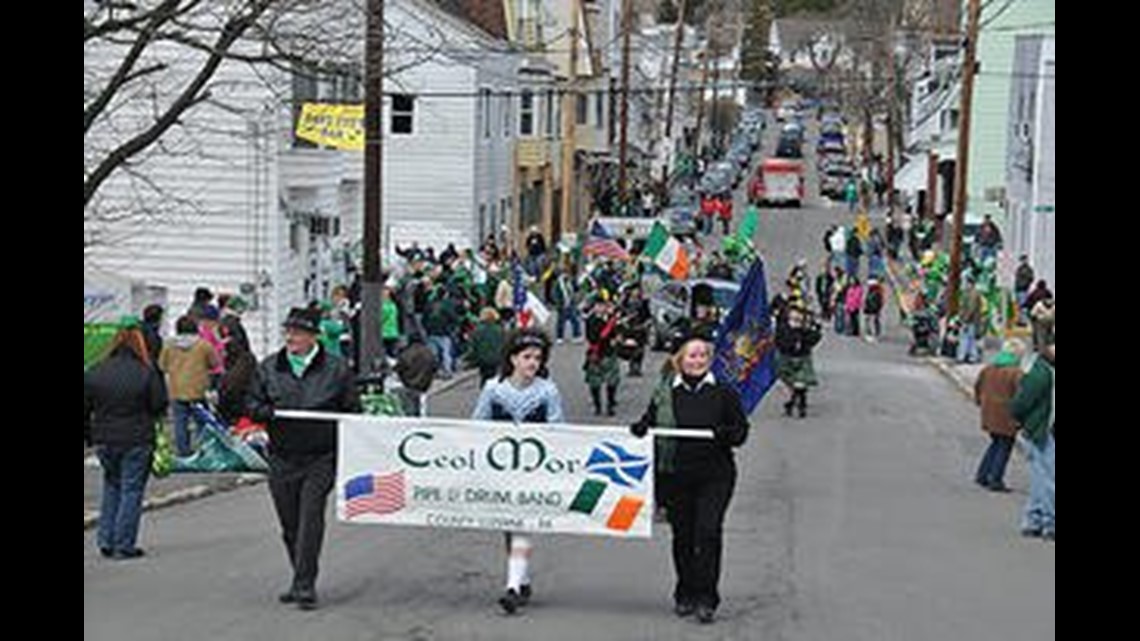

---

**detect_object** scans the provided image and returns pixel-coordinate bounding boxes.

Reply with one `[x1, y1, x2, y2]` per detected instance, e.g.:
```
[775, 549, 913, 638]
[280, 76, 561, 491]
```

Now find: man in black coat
[249, 308, 361, 611]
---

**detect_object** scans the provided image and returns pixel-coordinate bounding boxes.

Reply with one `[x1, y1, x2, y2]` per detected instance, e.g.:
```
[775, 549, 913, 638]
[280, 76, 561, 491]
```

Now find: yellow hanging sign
[295, 103, 365, 150]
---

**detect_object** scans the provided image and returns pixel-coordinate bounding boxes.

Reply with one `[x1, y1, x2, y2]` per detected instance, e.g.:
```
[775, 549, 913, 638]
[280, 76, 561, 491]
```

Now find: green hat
[225, 295, 249, 312]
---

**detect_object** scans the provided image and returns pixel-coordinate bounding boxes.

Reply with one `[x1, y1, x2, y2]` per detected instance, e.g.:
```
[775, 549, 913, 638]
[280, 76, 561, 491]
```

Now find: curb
[84, 474, 266, 531]
[928, 357, 976, 403]
[429, 368, 480, 396]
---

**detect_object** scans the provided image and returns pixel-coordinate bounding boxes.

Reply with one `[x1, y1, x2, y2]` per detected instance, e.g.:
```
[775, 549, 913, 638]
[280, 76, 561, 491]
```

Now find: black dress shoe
[295, 589, 318, 611]
[696, 605, 716, 624]
[518, 584, 533, 605]
[99, 548, 114, 559]
[674, 602, 696, 618]
[113, 548, 146, 560]
[499, 589, 522, 615]
[278, 589, 298, 604]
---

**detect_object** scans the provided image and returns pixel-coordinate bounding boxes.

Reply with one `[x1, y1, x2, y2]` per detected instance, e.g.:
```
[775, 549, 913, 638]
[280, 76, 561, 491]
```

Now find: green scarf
[287, 345, 319, 378]
[991, 351, 1020, 368]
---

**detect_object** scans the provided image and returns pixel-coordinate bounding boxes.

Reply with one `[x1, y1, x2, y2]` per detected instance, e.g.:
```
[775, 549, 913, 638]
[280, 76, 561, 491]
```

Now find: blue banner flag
[712, 259, 777, 414]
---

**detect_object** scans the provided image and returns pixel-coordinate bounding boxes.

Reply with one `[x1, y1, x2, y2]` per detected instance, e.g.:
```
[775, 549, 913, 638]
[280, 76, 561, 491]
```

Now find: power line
[982, 20, 1055, 33]
[353, 70, 1053, 100]
[979, 0, 1024, 30]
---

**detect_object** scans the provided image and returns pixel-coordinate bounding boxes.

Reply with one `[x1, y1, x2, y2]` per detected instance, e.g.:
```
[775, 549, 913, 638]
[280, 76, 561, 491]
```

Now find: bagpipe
[614, 310, 650, 361]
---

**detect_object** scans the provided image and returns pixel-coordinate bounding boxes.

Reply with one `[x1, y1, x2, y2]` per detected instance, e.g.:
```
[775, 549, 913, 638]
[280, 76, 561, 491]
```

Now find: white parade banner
[334, 416, 656, 539]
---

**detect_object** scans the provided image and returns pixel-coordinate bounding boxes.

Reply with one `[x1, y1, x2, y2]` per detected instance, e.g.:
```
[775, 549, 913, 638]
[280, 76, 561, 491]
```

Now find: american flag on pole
[582, 220, 630, 261]
[343, 471, 406, 519]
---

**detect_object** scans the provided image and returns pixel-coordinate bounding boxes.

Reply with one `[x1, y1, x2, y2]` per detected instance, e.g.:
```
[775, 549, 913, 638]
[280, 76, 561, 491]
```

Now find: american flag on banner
[582, 220, 630, 261]
[343, 471, 406, 519]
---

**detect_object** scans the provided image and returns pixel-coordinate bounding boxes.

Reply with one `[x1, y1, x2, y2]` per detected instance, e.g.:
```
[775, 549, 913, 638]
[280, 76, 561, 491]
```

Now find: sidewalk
[928, 357, 984, 403]
[882, 248, 992, 404]
[83, 368, 480, 529]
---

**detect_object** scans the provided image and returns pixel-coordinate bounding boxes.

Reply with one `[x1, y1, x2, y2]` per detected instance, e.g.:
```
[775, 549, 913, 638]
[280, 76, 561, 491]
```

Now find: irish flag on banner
[644, 221, 690, 279]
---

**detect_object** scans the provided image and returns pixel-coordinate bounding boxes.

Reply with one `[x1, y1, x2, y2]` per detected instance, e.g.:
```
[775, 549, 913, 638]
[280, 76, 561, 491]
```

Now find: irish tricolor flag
[644, 221, 690, 279]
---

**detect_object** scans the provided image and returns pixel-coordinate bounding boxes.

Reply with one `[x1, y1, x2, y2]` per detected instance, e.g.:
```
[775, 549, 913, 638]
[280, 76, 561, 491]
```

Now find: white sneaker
[556, 339, 565, 345]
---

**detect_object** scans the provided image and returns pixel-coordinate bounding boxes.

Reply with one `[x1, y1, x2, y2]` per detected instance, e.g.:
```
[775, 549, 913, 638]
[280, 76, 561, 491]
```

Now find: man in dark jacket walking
[394, 333, 440, 417]
[249, 308, 361, 611]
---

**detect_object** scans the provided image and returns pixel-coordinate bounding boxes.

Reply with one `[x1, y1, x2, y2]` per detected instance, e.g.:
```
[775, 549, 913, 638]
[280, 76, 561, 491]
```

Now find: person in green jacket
[316, 301, 346, 359]
[468, 307, 505, 386]
[381, 286, 401, 358]
[1010, 344, 1054, 541]
[422, 287, 459, 378]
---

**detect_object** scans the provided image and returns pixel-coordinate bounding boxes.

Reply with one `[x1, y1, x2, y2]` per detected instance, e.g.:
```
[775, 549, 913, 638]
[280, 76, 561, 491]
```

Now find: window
[289, 221, 304, 252]
[942, 108, 959, 133]
[555, 96, 562, 139]
[595, 92, 604, 130]
[391, 94, 415, 135]
[545, 90, 555, 137]
[502, 94, 512, 137]
[520, 90, 535, 136]
[481, 88, 492, 139]
[576, 94, 588, 125]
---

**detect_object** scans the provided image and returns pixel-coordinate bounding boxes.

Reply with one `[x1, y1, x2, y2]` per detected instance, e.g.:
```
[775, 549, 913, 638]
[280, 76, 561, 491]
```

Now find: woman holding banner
[471, 328, 565, 615]
[631, 331, 750, 624]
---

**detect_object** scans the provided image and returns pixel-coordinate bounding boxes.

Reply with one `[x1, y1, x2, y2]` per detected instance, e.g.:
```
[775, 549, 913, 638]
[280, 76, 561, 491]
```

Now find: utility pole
[710, 52, 720, 154]
[360, 0, 384, 375]
[947, 0, 981, 317]
[661, 0, 689, 187]
[561, 4, 580, 238]
[886, 14, 897, 221]
[618, 0, 633, 208]
[694, 50, 709, 160]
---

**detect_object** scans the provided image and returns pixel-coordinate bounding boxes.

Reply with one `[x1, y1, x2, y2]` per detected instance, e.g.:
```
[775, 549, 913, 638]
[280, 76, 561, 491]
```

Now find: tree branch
[84, 0, 276, 207]
[84, 0, 184, 134]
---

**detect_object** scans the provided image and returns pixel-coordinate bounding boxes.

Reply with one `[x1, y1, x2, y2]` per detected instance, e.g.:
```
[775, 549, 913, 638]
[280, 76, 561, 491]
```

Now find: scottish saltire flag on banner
[712, 259, 777, 414]
[584, 442, 650, 488]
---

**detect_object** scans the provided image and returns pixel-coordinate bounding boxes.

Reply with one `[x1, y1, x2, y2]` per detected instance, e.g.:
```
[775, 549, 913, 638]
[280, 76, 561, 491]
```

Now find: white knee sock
[506, 534, 533, 592]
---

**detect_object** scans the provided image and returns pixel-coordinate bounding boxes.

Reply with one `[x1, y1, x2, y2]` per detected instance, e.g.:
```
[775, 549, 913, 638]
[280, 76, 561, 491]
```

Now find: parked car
[664, 205, 698, 239]
[649, 279, 741, 351]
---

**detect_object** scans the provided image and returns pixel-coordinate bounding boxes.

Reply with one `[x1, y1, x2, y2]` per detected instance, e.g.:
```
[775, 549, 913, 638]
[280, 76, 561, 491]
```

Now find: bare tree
[84, 0, 449, 250]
